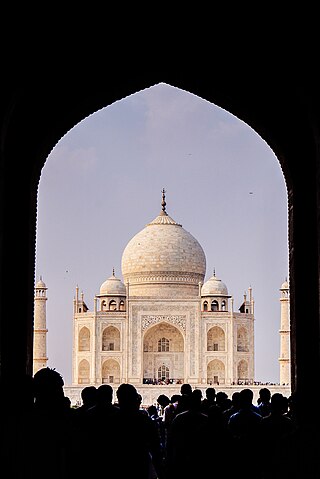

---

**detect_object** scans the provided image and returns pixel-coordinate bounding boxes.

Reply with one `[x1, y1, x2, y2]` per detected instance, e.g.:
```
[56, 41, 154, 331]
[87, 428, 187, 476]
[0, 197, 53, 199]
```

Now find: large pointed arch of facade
[142, 321, 185, 384]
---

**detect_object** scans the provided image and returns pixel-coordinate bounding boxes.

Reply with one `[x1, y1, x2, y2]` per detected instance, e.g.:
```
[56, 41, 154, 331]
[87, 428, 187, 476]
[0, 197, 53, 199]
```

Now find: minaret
[279, 278, 290, 385]
[33, 276, 48, 375]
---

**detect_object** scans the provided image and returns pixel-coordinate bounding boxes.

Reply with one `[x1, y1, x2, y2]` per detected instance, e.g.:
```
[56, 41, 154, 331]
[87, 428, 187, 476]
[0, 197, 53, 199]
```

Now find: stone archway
[102, 326, 120, 351]
[237, 359, 249, 381]
[143, 322, 184, 384]
[78, 359, 90, 384]
[1, 61, 319, 477]
[207, 326, 225, 351]
[102, 358, 120, 384]
[207, 359, 225, 385]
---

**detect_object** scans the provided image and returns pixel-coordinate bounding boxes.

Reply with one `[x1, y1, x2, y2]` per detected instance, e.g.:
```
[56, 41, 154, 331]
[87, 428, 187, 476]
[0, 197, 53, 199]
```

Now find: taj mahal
[33, 190, 291, 404]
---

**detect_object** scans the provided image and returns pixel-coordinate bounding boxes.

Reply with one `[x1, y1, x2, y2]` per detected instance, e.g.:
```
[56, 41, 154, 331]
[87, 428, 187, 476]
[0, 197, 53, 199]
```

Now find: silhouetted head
[170, 394, 181, 404]
[157, 394, 170, 408]
[271, 393, 286, 414]
[259, 387, 271, 403]
[239, 388, 254, 409]
[288, 391, 299, 411]
[216, 391, 228, 407]
[147, 405, 158, 417]
[81, 386, 97, 407]
[205, 387, 216, 401]
[231, 391, 241, 409]
[33, 367, 65, 409]
[180, 383, 192, 396]
[97, 384, 113, 405]
[116, 383, 140, 411]
[190, 389, 202, 411]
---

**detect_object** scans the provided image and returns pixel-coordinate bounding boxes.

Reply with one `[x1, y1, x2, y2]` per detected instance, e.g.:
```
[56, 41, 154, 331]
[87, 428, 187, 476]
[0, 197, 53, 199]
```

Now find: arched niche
[207, 359, 225, 385]
[143, 322, 184, 383]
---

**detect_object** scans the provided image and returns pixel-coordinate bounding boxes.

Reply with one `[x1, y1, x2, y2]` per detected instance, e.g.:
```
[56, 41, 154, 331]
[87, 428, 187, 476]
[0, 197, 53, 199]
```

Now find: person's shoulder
[198, 411, 210, 421]
[251, 409, 263, 420]
[228, 411, 240, 422]
[252, 405, 261, 414]
[172, 410, 188, 421]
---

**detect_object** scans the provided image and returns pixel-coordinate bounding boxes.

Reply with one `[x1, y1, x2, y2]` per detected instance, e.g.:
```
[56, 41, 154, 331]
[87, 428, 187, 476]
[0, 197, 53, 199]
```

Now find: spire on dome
[161, 188, 167, 215]
[147, 188, 182, 226]
[112, 267, 115, 277]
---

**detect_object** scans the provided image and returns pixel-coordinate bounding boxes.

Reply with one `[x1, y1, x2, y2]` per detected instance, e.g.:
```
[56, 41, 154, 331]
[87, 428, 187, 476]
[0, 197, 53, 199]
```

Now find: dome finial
[213, 267, 216, 277]
[161, 188, 167, 213]
[112, 267, 115, 277]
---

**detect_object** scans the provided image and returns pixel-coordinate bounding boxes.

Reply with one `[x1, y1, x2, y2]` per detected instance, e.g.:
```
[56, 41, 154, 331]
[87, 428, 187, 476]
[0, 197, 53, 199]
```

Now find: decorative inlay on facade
[142, 315, 186, 332]
[126, 271, 203, 284]
[130, 303, 195, 378]
[206, 355, 226, 364]
[101, 356, 120, 363]
[206, 323, 226, 333]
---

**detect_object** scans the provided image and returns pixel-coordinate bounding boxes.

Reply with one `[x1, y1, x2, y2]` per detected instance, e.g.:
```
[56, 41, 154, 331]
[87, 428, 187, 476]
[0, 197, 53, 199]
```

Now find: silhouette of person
[0, 373, 35, 478]
[259, 393, 295, 479]
[157, 394, 170, 416]
[257, 387, 271, 417]
[114, 383, 165, 479]
[25, 367, 74, 479]
[75, 385, 97, 416]
[227, 388, 262, 478]
[77, 384, 120, 477]
[200, 386, 216, 414]
[148, 404, 166, 459]
[175, 383, 192, 415]
[223, 391, 241, 424]
[165, 389, 211, 479]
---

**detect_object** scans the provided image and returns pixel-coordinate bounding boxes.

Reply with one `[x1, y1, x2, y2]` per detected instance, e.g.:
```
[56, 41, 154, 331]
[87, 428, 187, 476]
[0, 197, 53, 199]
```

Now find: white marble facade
[72, 191, 255, 389]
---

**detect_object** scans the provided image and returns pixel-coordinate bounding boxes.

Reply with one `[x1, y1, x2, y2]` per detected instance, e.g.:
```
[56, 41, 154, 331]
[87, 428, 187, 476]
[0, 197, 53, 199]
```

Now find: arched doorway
[207, 359, 225, 385]
[102, 359, 120, 384]
[78, 359, 90, 384]
[237, 359, 249, 383]
[102, 326, 120, 351]
[143, 322, 184, 384]
[207, 326, 225, 351]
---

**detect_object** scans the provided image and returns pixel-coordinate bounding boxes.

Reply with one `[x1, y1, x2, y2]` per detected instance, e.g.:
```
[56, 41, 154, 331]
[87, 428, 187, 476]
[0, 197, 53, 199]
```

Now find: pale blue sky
[36, 83, 288, 385]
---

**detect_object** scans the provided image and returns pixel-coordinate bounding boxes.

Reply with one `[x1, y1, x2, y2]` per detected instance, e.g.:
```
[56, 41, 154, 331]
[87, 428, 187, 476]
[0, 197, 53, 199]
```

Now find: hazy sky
[35, 83, 288, 386]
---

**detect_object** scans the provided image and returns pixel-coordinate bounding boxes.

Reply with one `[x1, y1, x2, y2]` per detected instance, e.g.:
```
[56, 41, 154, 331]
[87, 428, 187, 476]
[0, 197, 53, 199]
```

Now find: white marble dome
[121, 199, 206, 297]
[100, 271, 126, 296]
[201, 273, 228, 296]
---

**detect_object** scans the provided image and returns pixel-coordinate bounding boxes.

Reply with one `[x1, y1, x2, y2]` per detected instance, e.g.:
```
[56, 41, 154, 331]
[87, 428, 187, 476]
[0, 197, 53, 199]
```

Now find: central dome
[121, 191, 206, 297]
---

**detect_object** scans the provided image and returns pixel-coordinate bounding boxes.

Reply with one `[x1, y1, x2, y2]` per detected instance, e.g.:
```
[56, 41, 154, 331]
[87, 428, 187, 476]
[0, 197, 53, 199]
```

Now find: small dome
[100, 270, 126, 296]
[35, 276, 46, 288]
[281, 279, 289, 290]
[201, 273, 228, 296]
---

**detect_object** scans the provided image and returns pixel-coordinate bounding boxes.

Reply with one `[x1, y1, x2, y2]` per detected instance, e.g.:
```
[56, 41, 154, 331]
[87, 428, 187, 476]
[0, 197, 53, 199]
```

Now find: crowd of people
[1, 367, 301, 479]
